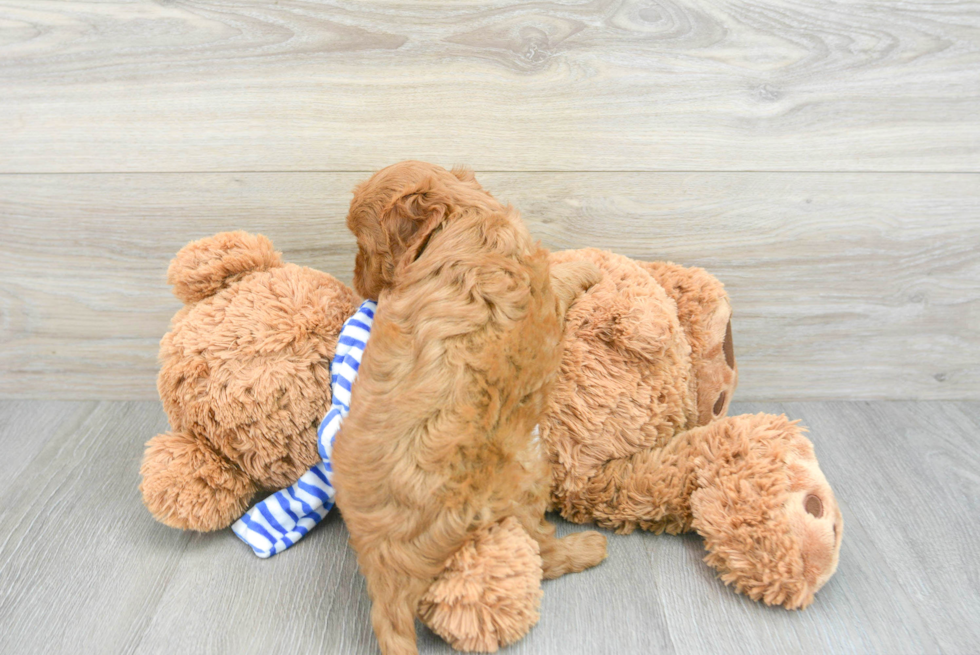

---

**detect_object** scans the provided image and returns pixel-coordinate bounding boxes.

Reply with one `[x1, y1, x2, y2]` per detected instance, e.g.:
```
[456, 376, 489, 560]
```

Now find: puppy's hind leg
[525, 517, 607, 580]
[362, 555, 430, 655]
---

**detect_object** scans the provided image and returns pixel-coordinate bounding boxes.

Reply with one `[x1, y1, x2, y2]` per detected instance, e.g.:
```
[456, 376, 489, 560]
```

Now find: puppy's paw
[420, 517, 543, 652]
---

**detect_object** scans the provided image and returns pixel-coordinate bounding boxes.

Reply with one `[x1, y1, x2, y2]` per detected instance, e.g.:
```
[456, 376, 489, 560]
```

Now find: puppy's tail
[550, 260, 602, 317]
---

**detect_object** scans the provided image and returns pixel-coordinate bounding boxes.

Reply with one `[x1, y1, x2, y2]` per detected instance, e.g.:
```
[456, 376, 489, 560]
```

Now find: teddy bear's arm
[140, 429, 257, 532]
[550, 260, 601, 317]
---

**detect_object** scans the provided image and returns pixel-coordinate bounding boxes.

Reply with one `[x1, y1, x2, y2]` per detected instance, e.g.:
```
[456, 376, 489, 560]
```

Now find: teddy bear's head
[141, 231, 357, 531]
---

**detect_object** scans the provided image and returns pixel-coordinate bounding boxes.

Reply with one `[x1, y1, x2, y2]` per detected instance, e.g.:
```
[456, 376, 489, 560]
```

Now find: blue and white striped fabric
[232, 300, 377, 558]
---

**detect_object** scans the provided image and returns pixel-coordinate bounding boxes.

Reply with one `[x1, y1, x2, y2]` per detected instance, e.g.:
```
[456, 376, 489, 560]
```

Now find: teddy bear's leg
[640, 261, 738, 424]
[418, 517, 544, 653]
[140, 430, 257, 531]
[689, 413, 843, 609]
[564, 427, 704, 535]
[565, 414, 841, 608]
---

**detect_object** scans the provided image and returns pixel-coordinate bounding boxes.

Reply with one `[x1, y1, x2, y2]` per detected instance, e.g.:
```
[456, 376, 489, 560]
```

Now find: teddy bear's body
[142, 232, 842, 653]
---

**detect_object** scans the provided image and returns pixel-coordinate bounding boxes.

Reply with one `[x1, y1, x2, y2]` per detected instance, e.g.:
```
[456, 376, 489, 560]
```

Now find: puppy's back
[333, 161, 574, 655]
[335, 207, 559, 537]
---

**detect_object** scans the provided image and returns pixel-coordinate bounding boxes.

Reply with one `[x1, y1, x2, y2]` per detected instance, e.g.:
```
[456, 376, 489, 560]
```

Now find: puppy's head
[347, 161, 487, 299]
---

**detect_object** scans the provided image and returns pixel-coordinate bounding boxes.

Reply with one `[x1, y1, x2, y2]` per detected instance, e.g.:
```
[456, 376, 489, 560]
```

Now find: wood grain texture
[0, 400, 96, 482]
[0, 1, 978, 173]
[1, 171, 977, 400]
[0, 401, 190, 654]
[1, 400, 978, 654]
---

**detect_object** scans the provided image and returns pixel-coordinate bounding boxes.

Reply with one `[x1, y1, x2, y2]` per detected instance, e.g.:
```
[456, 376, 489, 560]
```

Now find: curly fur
[333, 162, 607, 655]
[143, 227, 842, 628]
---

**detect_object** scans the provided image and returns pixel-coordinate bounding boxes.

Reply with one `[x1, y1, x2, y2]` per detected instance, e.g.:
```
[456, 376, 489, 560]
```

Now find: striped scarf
[233, 300, 377, 558]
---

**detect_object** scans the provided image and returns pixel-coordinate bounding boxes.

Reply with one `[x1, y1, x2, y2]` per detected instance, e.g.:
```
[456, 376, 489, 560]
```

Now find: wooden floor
[0, 400, 977, 655]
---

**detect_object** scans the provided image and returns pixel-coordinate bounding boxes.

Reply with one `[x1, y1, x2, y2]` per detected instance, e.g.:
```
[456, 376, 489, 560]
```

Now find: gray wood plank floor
[1, 400, 977, 654]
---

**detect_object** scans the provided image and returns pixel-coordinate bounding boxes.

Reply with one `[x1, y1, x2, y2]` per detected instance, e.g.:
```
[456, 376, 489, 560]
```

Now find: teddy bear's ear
[167, 231, 283, 304]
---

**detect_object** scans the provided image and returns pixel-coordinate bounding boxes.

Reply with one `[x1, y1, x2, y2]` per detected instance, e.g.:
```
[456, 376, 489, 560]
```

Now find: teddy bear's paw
[777, 446, 843, 605]
[418, 517, 543, 653]
[690, 413, 842, 609]
[140, 430, 256, 532]
[550, 259, 603, 317]
[637, 261, 738, 425]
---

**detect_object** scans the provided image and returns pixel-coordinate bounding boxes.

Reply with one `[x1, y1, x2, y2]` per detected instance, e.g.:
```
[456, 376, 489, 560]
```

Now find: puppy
[333, 162, 607, 655]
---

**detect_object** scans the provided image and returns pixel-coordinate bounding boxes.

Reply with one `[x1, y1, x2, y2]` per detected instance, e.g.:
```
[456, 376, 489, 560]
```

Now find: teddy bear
[140, 231, 357, 532]
[140, 231, 549, 652]
[141, 231, 842, 653]
[542, 248, 842, 610]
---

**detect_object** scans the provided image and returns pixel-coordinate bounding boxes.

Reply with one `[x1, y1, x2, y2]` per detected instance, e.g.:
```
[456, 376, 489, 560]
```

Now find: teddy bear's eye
[804, 494, 824, 518]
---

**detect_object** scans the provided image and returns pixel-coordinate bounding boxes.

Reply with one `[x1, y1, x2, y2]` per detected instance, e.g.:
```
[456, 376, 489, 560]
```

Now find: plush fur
[142, 218, 843, 651]
[141, 230, 551, 653]
[334, 162, 607, 655]
[543, 248, 841, 608]
[141, 231, 357, 531]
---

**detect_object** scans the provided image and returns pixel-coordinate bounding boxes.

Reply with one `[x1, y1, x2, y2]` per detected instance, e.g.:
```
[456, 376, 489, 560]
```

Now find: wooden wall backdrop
[0, 1, 978, 400]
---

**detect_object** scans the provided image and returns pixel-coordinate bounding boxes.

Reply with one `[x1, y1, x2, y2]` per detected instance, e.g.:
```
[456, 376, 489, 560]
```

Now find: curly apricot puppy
[333, 162, 607, 655]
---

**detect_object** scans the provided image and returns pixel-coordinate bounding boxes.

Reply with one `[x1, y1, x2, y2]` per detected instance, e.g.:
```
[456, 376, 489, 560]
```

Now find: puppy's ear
[380, 176, 452, 266]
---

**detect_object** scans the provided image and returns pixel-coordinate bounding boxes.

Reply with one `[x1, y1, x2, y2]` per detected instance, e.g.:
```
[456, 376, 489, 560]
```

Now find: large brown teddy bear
[141, 232, 842, 652]
[141, 231, 356, 532]
[544, 249, 842, 610]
